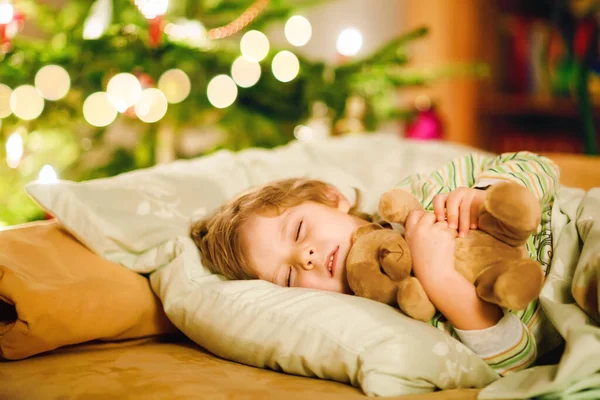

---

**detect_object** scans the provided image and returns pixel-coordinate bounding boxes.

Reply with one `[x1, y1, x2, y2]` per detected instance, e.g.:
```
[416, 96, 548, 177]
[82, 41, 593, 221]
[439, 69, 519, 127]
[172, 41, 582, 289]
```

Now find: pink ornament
[405, 109, 444, 141]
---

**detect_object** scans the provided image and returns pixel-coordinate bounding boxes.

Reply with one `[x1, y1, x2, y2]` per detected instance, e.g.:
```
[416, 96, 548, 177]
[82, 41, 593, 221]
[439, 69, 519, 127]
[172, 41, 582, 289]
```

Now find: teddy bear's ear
[378, 188, 423, 224]
[351, 223, 383, 243]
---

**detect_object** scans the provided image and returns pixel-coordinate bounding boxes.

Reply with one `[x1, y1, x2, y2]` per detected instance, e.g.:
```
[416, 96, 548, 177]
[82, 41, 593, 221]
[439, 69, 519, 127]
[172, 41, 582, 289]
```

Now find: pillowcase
[0, 220, 175, 360]
[150, 236, 499, 396]
[25, 133, 494, 394]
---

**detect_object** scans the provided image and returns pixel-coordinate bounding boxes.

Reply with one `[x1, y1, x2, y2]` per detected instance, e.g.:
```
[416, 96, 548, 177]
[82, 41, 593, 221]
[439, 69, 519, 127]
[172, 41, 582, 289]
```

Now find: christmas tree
[0, 0, 469, 225]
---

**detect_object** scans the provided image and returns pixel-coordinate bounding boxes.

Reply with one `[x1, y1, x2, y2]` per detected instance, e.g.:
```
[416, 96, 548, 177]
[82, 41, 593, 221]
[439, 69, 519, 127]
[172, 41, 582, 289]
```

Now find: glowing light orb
[207, 75, 237, 109]
[0, 84, 12, 118]
[272, 51, 300, 83]
[83, 92, 118, 127]
[240, 30, 269, 62]
[107, 73, 142, 112]
[285, 16, 312, 47]
[231, 56, 261, 88]
[35, 65, 71, 101]
[6, 132, 23, 169]
[336, 28, 363, 57]
[134, 88, 168, 123]
[10, 85, 45, 120]
[0, 4, 14, 24]
[158, 69, 191, 104]
[38, 164, 59, 183]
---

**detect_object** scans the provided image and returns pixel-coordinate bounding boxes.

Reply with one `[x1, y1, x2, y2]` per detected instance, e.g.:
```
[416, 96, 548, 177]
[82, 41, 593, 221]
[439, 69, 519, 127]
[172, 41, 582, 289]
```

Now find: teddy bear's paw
[396, 277, 436, 321]
[478, 181, 542, 247]
[476, 259, 544, 310]
[378, 189, 422, 224]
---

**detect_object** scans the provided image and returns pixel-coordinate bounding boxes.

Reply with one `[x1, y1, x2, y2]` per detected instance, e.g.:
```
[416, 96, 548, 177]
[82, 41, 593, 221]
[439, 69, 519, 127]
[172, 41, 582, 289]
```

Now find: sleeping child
[190, 151, 563, 376]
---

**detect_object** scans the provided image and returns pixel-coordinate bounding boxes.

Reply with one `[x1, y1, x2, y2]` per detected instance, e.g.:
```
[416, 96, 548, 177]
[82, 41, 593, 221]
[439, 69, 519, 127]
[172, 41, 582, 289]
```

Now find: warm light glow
[134, 88, 168, 123]
[35, 65, 71, 101]
[6, 132, 23, 169]
[284, 16, 312, 47]
[107, 73, 142, 112]
[415, 95, 432, 111]
[158, 69, 191, 104]
[293, 125, 313, 141]
[135, 0, 168, 19]
[10, 85, 45, 120]
[83, 92, 118, 127]
[0, 84, 12, 118]
[165, 19, 211, 49]
[38, 164, 59, 183]
[271, 51, 300, 83]
[83, 19, 104, 40]
[0, 3, 14, 24]
[231, 56, 261, 88]
[336, 28, 363, 57]
[207, 75, 238, 109]
[240, 30, 269, 62]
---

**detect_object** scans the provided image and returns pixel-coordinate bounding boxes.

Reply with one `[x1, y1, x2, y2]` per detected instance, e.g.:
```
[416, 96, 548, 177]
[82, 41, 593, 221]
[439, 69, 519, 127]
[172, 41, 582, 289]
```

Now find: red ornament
[148, 16, 163, 47]
[405, 107, 444, 141]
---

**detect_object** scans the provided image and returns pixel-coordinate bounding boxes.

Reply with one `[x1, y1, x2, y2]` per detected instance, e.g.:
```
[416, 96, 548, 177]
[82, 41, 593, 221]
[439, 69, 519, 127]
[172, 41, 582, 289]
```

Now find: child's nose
[300, 248, 316, 270]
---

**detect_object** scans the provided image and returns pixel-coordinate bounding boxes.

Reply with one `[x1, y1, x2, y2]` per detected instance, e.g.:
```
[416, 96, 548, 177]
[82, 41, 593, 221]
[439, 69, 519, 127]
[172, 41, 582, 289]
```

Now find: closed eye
[295, 220, 303, 242]
[286, 266, 292, 287]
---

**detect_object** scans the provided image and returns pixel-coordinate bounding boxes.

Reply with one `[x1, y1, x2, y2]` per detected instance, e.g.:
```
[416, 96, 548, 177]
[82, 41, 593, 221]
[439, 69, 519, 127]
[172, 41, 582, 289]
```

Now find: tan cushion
[0, 220, 176, 360]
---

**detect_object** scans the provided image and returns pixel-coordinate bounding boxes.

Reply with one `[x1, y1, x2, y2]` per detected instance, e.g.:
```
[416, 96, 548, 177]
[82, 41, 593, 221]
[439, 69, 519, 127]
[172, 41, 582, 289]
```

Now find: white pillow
[27, 133, 496, 395]
[150, 236, 498, 396]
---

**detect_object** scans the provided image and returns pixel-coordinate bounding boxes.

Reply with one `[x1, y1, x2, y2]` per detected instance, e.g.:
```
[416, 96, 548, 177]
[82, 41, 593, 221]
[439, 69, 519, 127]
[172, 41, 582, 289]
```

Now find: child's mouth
[326, 246, 339, 277]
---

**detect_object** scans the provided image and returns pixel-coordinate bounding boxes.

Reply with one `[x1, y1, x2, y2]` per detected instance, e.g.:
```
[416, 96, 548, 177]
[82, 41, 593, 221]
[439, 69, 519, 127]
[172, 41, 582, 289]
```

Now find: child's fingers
[445, 193, 462, 229]
[458, 198, 472, 237]
[405, 209, 425, 232]
[432, 194, 448, 221]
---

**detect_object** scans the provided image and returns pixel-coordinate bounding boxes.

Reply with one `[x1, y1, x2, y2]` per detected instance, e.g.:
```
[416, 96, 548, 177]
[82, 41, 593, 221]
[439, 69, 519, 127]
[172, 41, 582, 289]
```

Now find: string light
[231, 56, 261, 88]
[337, 28, 363, 57]
[207, 75, 237, 109]
[207, 0, 269, 40]
[10, 85, 44, 120]
[5, 132, 23, 168]
[284, 16, 312, 47]
[272, 50, 299, 82]
[0, 3, 14, 24]
[240, 30, 270, 62]
[83, 92, 118, 127]
[134, 0, 168, 19]
[35, 65, 71, 101]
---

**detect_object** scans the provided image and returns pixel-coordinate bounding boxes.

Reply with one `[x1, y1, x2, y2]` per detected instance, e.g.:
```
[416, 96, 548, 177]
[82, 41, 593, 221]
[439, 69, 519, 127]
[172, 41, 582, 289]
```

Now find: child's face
[240, 199, 368, 294]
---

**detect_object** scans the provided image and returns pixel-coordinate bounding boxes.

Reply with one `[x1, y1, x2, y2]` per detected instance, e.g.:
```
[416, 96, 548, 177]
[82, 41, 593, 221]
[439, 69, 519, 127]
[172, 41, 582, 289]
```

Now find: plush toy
[346, 181, 544, 322]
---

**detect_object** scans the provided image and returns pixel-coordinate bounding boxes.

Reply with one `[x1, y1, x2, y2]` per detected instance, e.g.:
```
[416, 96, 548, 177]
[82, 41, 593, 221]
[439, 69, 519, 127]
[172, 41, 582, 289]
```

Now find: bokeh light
[207, 75, 238, 109]
[158, 69, 191, 104]
[0, 84, 12, 118]
[336, 27, 363, 57]
[284, 16, 312, 47]
[83, 92, 118, 127]
[38, 164, 59, 183]
[272, 51, 300, 83]
[240, 30, 269, 62]
[0, 3, 14, 24]
[10, 85, 45, 120]
[106, 73, 142, 112]
[134, 88, 168, 123]
[35, 65, 71, 101]
[6, 132, 23, 169]
[231, 56, 261, 88]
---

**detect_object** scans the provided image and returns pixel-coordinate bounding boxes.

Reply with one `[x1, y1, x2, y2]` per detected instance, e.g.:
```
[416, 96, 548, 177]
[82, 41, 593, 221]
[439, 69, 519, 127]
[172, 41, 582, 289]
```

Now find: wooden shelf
[478, 93, 600, 118]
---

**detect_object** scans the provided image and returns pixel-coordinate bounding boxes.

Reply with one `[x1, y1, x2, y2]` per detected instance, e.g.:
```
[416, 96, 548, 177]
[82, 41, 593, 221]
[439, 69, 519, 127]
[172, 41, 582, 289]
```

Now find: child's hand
[404, 210, 457, 284]
[432, 187, 487, 237]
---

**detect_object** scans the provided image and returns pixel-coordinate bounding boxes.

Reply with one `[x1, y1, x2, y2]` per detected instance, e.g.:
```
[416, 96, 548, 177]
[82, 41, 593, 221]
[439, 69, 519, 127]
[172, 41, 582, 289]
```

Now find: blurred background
[1, 0, 599, 225]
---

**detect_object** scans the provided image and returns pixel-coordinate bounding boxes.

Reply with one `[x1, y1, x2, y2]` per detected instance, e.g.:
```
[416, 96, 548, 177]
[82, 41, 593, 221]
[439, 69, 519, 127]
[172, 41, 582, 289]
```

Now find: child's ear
[327, 186, 351, 213]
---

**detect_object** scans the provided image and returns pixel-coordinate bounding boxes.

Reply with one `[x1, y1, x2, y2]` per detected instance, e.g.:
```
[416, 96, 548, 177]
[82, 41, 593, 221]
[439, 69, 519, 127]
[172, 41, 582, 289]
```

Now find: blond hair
[190, 178, 368, 280]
